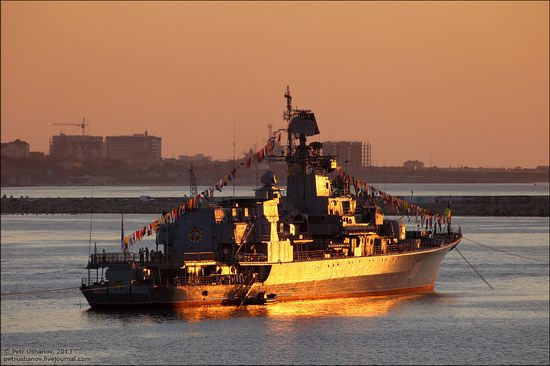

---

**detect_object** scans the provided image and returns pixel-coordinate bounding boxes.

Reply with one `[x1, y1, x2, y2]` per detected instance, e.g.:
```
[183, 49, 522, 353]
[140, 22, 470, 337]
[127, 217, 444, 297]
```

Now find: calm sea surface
[1, 182, 549, 198]
[1, 184, 549, 365]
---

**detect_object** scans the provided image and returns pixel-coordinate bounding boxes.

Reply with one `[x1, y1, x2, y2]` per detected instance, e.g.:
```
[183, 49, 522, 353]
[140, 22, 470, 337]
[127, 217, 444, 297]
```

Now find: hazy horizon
[2, 2, 548, 168]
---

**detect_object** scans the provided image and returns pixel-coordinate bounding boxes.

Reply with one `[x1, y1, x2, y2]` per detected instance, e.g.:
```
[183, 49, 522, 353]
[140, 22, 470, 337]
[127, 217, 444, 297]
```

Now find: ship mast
[283, 86, 321, 208]
[284, 85, 293, 121]
[284, 86, 294, 160]
[188, 164, 198, 198]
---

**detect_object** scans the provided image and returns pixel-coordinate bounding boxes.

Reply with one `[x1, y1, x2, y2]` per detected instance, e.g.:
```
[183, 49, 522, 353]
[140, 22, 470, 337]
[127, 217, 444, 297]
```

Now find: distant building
[178, 154, 213, 163]
[50, 134, 104, 160]
[1, 139, 30, 158]
[403, 160, 425, 170]
[322, 141, 372, 168]
[105, 131, 161, 161]
[58, 161, 84, 170]
[29, 151, 45, 160]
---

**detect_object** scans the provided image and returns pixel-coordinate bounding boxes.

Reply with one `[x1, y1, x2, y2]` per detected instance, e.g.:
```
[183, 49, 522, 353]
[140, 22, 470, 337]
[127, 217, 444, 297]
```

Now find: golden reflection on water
[87, 295, 425, 324]
[249, 295, 414, 318]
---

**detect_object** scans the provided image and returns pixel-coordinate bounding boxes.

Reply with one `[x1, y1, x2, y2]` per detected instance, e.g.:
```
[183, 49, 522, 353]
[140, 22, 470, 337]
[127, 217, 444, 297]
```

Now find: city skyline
[3, 130, 548, 170]
[1, 2, 549, 168]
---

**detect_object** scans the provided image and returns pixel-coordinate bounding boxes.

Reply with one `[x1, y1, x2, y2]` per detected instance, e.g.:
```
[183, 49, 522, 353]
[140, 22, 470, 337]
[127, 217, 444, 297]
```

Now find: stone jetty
[1, 195, 548, 216]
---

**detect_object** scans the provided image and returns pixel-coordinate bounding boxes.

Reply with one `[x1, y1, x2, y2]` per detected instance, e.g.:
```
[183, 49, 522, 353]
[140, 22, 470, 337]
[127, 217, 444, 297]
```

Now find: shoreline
[2, 181, 549, 188]
[2, 195, 548, 216]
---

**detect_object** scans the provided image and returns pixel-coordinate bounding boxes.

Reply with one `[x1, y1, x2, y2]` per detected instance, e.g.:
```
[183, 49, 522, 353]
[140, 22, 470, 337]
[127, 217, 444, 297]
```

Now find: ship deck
[86, 233, 462, 269]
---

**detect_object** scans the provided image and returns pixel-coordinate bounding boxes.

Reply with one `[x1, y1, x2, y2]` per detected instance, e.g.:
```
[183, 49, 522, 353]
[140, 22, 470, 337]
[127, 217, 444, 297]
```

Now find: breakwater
[1, 196, 548, 216]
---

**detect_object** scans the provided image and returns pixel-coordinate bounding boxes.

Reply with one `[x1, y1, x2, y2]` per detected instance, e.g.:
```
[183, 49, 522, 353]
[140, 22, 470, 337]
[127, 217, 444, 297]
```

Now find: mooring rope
[463, 236, 549, 263]
[455, 247, 494, 290]
[1, 283, 133, 297]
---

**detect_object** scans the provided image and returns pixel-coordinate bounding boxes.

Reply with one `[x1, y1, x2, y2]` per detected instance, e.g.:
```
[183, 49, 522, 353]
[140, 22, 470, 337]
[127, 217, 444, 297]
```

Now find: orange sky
[1, 1, 548, 168]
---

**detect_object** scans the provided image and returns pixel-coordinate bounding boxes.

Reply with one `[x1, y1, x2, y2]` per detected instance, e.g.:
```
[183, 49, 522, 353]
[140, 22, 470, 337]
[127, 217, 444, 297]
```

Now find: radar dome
[260, 171, 277, 185]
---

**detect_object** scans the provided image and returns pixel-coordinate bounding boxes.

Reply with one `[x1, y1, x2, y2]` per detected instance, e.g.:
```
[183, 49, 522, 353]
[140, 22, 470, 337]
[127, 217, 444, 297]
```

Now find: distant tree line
[1, 155, 548, 187]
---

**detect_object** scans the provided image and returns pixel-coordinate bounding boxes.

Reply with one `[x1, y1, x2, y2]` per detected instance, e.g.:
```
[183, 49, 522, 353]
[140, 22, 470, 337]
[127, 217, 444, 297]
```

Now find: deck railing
[82, 273, 256, 288]
[293, 250, 350, 261]
[293, 233, 460, 261]
[183, 252, 215, 262]
[88, 252, 178, 266]
[168, 273, 254, 286]
[238, 253, 267, 262]
[89, 252, 139, 265]
[89, 251, 220, 266]
[86, 234, 460, 268]
[81, 277, 107, 287]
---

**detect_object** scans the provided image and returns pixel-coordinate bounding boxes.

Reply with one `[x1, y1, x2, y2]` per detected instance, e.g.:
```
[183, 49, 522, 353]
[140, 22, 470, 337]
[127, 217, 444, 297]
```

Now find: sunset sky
[1, 1, 548, 168]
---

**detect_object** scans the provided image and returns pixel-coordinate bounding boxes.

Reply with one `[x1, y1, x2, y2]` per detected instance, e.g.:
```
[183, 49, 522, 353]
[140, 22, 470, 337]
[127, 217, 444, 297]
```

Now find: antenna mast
[284, 86, 293, 122]
[188, 164, 198, 198]
[233, 121, 236, 199]
[284, 86, 294, 159]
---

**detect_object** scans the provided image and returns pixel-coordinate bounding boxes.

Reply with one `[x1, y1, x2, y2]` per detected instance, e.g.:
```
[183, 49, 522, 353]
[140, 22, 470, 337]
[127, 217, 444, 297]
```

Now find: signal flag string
[122, 132, 283, 246]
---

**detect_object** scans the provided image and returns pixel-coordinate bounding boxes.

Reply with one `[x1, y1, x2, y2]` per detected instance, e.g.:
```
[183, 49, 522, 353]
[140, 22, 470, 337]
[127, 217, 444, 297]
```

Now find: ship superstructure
[81, 88, 462, 308]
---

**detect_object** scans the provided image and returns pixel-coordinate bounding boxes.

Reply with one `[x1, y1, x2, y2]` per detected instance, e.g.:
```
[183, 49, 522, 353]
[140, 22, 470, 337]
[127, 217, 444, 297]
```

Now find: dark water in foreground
[1, 215, 549, 365]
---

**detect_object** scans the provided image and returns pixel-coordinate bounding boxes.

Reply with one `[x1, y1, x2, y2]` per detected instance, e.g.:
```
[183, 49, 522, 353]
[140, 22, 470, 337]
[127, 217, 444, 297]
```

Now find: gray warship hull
[80, 88, 462, 310]
[81, 238, 459, 308]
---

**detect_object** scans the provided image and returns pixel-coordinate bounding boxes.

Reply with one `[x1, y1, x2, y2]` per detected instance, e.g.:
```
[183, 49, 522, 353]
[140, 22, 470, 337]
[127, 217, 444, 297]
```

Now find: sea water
[1, 182, 549, 198]
[1, 214, 549, 365]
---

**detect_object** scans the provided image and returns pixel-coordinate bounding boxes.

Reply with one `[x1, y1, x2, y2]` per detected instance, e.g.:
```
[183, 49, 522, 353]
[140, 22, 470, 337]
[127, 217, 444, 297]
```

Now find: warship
[80, 88, 462, 308]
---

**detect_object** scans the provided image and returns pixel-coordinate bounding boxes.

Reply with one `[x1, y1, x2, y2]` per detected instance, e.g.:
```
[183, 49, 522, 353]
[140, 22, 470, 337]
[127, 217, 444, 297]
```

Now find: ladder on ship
[238, 273, 258, 305]
[235, 222, 255, 255]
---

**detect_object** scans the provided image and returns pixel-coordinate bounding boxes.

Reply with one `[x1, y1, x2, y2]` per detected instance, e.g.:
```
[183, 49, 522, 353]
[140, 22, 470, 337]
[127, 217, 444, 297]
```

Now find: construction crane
[52, 116, 89, 136]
